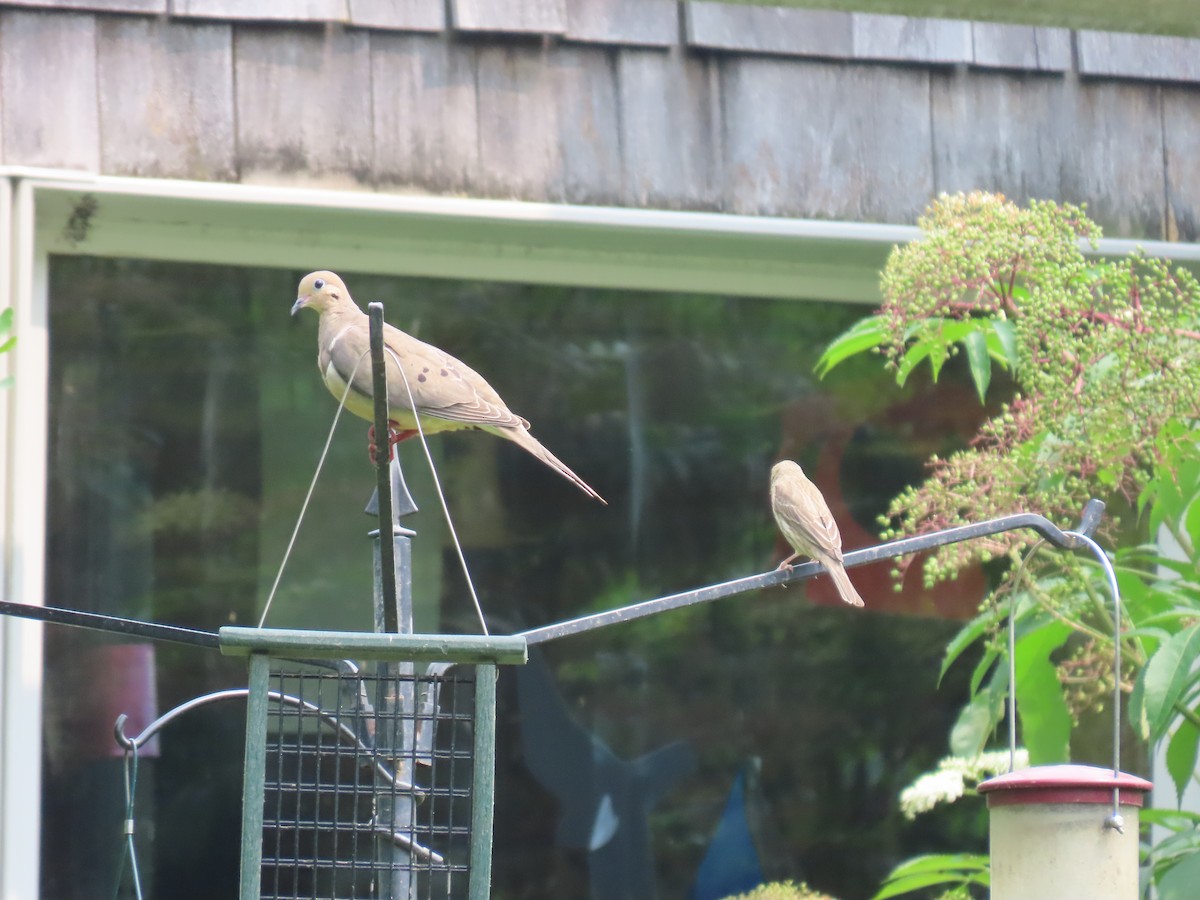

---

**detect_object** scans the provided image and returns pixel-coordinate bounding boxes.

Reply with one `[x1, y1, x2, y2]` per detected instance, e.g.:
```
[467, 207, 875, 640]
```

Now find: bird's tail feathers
[828, 561, 866, 607]
[503, 427, 607, 504]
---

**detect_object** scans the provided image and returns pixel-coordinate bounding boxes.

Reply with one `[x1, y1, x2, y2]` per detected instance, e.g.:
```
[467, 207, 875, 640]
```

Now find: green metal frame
[220, 627, 527, 900]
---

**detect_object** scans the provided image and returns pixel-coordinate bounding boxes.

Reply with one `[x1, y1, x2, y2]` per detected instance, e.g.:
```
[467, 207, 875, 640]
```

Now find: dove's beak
[290, 295, 308, 317]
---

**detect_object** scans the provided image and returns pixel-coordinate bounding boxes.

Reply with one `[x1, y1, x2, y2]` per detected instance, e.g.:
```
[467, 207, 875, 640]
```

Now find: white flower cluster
[898, 749, 1030, 820]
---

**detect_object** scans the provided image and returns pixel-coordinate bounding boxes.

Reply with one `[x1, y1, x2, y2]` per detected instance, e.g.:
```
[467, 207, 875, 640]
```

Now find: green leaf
[969, 646, 999, 698]
[1015, 621, 1073, 764]
[951, 668, 1007, 758]
[1155, 846, 1200, 900]
[896, 340, 934, 387]
[1130, 664, 1151, 741]
[963, 329, 991, 402]
[884, 854, 988, 879]
[872, 854, 990, 900]
[0, 336, 14, 355]
[939, 609, 998, 685]
[1141, 623, 1200, 743]
[989, 318, 1019, 372]
[815, 315, 889, 378]
[1166, 719, 1200, 806]
[0, 307, 12, 332]
[1142, 808, 1200, 830]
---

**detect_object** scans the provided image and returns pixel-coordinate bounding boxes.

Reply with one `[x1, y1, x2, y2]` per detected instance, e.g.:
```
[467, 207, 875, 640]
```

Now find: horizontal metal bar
[518, 500, 1106, 646]
[220, 626, 528, 665]
[0, 599, 220, 648]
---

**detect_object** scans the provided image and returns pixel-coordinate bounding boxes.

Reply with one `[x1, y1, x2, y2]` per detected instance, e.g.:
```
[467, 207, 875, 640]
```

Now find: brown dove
[292, 271, 605, 503]
[770, 459, 864, 607]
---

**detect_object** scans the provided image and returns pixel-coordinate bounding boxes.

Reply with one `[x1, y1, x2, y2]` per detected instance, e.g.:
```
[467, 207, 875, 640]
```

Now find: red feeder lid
[978, 764, 1153, 808]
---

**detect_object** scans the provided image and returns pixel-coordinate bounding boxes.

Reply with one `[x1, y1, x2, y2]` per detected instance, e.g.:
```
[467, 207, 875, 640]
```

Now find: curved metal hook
[113, 688, 421, 798]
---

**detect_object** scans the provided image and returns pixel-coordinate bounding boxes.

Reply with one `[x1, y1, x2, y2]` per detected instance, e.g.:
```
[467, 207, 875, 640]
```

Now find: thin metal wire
[382, 344, 488, 636]
[258, 350, 368, 628]
[112, 745, 144, 900]
[1064, 529, 1125, 831]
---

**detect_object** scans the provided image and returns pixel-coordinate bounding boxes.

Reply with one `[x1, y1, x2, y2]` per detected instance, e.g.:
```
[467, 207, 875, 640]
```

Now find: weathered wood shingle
[565, 0, 677, 48]
[852, 13, 971, 64]
[971, 22, 1071, 71]
[0, 0, 163, 11]
[348, 0, 444, 32]
[0, 10, 99, 170]
[473, 43, 621, 203]
[1078, 30, 1200, 83]
[617, 48, 721, 209]
[172, 0, 349, 21]
[684, 3, 853, 58]
[931, 71, 1075, 203]
[96, 17, 236, 180]
[1162, 86, 1199, 241]
[931, 72, 1167, 238]
[234, 25, 373, 182]
[450, 0, 566, 35]
[371, 33, 479, 192]
[720, 57, 934, 221]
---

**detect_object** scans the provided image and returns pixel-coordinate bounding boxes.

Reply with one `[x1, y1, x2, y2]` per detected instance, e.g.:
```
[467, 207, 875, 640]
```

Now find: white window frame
[4, 168, 1199, 898]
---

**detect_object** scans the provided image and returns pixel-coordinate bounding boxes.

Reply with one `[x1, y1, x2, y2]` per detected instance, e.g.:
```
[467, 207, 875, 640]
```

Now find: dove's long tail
[500, 426, 607, 504]
[825, 558, 865, 607]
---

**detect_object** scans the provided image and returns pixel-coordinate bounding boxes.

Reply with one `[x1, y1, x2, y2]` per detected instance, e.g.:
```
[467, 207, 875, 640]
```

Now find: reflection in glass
[43, 257, 988, 899]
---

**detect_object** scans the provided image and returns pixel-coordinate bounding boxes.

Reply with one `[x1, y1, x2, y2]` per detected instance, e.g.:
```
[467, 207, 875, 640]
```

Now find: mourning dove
[292, 271, 606, 503]
[770, 460, 864, 607]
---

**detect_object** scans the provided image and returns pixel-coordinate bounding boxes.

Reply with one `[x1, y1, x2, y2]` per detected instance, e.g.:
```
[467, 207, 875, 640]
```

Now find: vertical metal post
[372, 522, 417, 900]
[469, 664, 498, 900]
[367, 302, 419, 899]
[239, 653, 270, 900]
[368, 303, 400, 635]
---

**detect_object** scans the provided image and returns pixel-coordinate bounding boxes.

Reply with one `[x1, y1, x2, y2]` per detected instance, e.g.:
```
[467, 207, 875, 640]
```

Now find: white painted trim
[1, 177, 46, 900]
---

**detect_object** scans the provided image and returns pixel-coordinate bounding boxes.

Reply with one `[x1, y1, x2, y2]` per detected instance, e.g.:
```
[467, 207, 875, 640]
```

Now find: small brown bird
[770, 459, 864, 607]
[292, 271, 605, 503]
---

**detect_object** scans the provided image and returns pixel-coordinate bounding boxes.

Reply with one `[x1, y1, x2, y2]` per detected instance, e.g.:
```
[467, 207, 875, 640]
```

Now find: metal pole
[366, 302, 419, 900]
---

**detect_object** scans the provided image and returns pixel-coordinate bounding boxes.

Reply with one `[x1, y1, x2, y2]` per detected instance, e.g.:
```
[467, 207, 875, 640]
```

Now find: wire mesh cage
[220, 627, 527, 900]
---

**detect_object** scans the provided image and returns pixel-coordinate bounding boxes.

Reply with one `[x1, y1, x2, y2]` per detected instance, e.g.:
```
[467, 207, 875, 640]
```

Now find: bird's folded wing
[773, 487, 843, 558]
[381, 324, 529, 429]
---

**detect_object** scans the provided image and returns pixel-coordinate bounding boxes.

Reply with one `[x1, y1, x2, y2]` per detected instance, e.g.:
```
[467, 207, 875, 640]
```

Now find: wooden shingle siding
[0, 10, 99, 170]
[348, 0, 444, 32]
[172, 0, 349, 21]
[371, 34, 479, 193]
[0, 0, 163, 11]
[851, 12, 971, 64]
[930, 72, 1168, 238]
[970, 22, 1071, 71]
[234, 25, 373, 181]
[930, 71, 1073, 204]
[1164, 86, 1200, 242]
[473, 44, 622, 203]
[617, 48, 721, 209]
[1077, 30, 1200, 83]
[0, 2, 1197, 242]
[565, 0, 678, 48]
[721, 58, 934, 221]
[449, 0, 566, 35]
[96, 16, 236, 180]
[684, 3, 854, 59]
[1063, 80, 1166, 239]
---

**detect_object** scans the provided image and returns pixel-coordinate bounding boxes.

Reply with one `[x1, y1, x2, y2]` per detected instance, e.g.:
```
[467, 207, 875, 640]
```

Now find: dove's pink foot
[367, 421, 418, 464]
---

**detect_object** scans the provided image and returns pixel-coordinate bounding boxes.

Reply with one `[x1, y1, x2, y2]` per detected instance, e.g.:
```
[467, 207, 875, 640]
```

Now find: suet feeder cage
[219, 627, 527, 900]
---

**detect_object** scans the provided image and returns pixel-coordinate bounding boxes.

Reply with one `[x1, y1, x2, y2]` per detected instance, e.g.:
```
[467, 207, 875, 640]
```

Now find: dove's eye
[314, 278, 325, 290]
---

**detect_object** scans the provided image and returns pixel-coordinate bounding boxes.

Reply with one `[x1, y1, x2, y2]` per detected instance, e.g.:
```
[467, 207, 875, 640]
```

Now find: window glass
[43, 255, 986, 899]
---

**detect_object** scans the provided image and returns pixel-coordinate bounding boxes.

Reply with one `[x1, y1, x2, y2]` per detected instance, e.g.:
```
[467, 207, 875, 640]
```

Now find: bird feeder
[979, 528, 1149, 900]
[220, 627, 527, 900]
[979, 764, 1151, 900]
